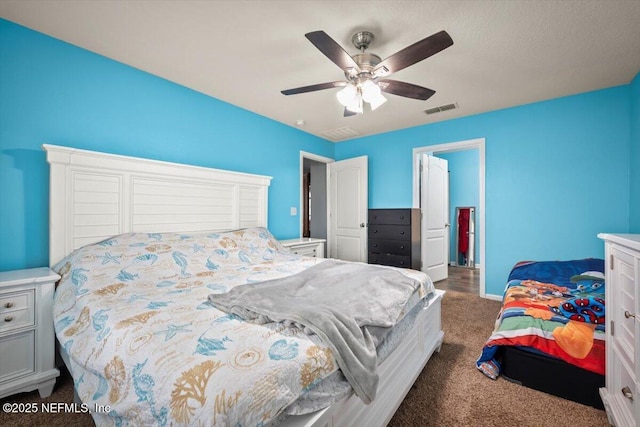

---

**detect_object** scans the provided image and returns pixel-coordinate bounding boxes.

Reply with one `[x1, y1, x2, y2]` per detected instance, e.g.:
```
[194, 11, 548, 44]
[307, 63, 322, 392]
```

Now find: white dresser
[280, 238, 326, 258]
[0, 267, 60, 399]
[598, 233, 640, 427]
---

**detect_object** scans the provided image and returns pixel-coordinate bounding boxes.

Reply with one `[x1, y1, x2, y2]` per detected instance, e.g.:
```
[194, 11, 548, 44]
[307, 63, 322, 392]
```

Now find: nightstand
[0, 267, 60, 399]
[280, 238, 326, 258]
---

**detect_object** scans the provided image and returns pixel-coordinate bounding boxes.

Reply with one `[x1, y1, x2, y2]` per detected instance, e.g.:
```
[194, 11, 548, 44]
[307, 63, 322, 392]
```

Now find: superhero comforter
[476, 259, 605, 379]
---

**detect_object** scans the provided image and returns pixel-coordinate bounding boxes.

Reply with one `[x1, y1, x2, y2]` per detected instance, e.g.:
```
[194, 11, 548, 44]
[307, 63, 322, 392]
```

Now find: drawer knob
[400, 246, 405, 249]
[624, 310, 636, 319]
[400, 216, 404, 219]
[4, 316, 13, 322]
[4, 302, 14, 309]
[400, 231, 405, 235]
[621, 386, 633, 401]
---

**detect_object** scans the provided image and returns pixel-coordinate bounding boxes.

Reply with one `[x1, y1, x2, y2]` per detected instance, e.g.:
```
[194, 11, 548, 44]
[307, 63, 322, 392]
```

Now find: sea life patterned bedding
[52, 227, 432, 426]
[476, 258, 605, 379]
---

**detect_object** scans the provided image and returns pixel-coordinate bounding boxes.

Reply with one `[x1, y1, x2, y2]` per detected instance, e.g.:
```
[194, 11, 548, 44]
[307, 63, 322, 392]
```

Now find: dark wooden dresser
[368, 208, 421, 270]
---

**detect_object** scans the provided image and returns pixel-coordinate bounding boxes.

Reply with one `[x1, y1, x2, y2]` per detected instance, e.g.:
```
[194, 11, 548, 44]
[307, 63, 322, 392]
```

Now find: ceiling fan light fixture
[336, 84, 357, 107]
[361, 80, 387, 110]
[345, 93, 363, 114]
[368, 92, 388, 111]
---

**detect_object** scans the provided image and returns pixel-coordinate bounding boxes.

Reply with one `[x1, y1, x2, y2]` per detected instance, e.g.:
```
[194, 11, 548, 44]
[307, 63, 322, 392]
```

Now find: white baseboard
[483, 293, 503, 301]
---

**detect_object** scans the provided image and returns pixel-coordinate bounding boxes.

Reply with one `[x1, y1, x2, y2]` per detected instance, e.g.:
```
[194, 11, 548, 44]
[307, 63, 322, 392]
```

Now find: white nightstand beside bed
[0, 267, 60, 399]
[280, 238, 326, 258]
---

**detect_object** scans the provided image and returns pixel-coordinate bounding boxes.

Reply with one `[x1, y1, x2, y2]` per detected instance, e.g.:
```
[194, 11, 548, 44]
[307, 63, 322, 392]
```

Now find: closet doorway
[412, 138, 486, 298]
[300, 152, 332, 256]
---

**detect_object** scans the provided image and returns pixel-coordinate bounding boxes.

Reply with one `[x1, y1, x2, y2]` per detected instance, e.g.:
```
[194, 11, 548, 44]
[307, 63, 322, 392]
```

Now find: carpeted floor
[389, 290, 609, 427]
[0, 291, 610, 426]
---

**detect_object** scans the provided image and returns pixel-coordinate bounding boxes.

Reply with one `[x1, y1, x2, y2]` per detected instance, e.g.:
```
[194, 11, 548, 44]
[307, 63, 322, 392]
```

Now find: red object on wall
[458, 208, 470, 254]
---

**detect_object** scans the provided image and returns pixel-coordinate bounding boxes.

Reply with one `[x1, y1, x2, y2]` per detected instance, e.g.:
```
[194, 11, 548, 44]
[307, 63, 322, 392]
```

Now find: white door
[421, 154, 449, 282]
[328, 156, 368, 262]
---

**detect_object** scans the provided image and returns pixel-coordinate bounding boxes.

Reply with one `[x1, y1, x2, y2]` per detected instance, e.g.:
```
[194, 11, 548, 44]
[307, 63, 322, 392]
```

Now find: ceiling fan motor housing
[345, 52, 382, 83]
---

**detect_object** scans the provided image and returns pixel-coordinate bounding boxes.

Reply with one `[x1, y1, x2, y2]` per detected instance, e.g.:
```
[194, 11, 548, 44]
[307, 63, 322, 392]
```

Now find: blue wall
[437, 150, 480, 264]
[2, 19, 637, 297]
[0, 19, 333, 271]
[630, 72, 640, 232]
[335, 87, 631, 296]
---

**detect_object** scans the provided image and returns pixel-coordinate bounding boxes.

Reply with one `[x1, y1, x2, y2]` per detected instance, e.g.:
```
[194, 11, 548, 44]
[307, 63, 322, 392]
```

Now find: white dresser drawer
[0, 330, 35, 383]
[609, 357, 638, 427]
[0, 290, 34, 332]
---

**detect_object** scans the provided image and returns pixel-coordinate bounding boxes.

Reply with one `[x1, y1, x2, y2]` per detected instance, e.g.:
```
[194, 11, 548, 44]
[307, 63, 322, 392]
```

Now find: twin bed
[477, 258, 606, 408]
[45, 145, 445, 427]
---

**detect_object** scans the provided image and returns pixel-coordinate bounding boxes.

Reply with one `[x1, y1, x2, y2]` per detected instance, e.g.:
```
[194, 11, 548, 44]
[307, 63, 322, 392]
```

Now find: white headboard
[45, 144, 272, 266]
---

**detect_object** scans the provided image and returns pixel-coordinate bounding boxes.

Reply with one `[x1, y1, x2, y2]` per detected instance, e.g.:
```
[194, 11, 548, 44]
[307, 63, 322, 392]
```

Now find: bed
[45, 144, 445, 427]
[476, 258, 605, 408]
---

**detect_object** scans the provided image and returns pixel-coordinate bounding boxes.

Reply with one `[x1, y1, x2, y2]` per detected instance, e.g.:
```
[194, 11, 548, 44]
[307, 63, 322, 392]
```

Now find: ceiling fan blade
[305, 31, 361, 73]
[281, 81, 347, 95]
[378, 79, 436, 100]
[344, 107, 357, 117]
[373, 30, 453, 77]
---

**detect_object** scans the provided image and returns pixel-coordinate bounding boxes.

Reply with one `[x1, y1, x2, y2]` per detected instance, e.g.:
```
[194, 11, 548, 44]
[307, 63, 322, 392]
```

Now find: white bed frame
[45, 144, 444, 427]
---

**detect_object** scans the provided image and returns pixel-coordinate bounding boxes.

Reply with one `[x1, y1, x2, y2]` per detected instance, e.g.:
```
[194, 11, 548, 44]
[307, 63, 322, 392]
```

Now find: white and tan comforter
[52, 227, 430, 426]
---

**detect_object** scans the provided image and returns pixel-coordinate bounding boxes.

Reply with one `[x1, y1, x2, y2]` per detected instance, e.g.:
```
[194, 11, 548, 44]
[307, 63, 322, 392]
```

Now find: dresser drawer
[611, 356, 637, 425]
[369, 209, 412, 225]
[368, 225, 412, 241]
[0, 330, 35, 383]
[0, 290, 35, 332]
[368, 238, 411, 256]
[369, 252, 412, 269]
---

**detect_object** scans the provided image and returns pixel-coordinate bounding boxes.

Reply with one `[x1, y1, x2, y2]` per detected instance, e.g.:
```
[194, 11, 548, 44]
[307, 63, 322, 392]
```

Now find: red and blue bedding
[476, 258, 605, 379]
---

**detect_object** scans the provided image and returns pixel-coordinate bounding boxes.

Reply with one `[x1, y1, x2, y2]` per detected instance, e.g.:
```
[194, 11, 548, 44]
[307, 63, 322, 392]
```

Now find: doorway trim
[412, 138, 486, 298]
[299, 151, 334, 240]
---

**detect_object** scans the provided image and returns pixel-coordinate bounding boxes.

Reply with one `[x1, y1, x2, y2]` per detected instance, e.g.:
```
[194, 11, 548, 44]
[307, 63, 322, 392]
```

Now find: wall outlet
[290, 207, 297, 216]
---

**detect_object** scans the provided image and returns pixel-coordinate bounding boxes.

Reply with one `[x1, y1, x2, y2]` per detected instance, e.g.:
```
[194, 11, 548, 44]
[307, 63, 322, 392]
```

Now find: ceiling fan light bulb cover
[346, 93, 363, 114]
[369, 93, 388, 111]
[361, 80, 382, 103]
[336, 84, 357, 107]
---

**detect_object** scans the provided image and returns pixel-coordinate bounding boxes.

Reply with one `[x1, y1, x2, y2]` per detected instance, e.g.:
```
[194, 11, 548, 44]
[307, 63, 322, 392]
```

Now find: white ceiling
[2, 0, 640, 142]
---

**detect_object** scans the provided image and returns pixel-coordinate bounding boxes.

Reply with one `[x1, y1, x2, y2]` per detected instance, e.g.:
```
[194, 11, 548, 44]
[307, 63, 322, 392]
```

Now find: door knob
[625, 311, 636, 319]
[360, 223, 366, 228]
[621, 386, 633, 401]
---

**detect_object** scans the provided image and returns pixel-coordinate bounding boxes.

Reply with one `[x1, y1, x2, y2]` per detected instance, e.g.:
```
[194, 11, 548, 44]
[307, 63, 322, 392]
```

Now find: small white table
[280, 238, 326, 258]
[0, 267, 60, 399]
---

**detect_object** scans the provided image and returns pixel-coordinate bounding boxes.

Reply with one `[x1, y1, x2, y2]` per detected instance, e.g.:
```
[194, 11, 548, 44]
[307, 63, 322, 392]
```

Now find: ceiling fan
[281, 30, 454, 117]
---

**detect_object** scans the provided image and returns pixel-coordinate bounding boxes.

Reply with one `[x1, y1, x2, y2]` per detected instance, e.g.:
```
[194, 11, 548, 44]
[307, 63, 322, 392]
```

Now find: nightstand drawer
[0, 330, 35, 383]
[0, 290, 34, 332]
[291, 244, 319, 257]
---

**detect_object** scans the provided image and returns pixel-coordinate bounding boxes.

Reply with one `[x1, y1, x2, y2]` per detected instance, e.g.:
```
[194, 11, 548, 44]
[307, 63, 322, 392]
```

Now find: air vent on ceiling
[424, 102, 458, 115]
[320, 126, 361, 142]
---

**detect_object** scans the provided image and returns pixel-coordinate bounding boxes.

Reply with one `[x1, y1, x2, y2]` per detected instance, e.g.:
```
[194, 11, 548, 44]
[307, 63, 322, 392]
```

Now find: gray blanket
[207, 259, 421, 404]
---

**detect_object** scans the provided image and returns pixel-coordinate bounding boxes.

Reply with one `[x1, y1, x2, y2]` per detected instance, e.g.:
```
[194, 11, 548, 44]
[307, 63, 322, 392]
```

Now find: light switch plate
[290, 207, 297, 216]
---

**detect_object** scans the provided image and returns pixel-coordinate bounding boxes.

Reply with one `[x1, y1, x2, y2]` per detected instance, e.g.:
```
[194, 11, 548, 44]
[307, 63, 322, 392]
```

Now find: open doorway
[413, 138, 486, 298]
[300, 152, 332, 256]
